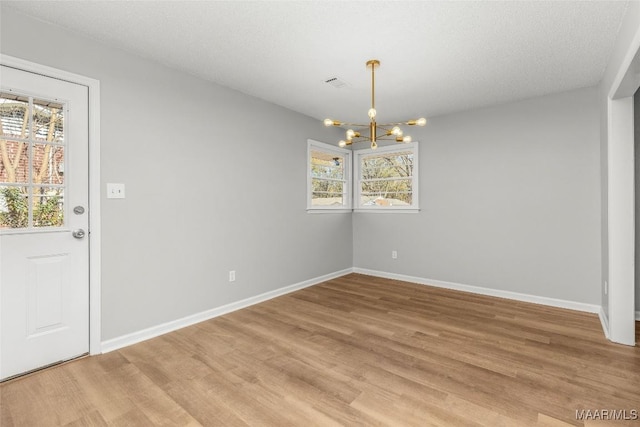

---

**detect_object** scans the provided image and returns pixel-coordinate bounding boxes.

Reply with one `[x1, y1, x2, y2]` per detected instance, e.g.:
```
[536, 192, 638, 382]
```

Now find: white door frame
[605, 27, 640, 345]
[0, 54, 102, 355]
[607, 96, 636, 345]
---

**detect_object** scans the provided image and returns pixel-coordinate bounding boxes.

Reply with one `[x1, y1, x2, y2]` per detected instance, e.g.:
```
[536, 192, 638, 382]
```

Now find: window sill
[353, 208, 420, 214]
[306, 208, 353, 214]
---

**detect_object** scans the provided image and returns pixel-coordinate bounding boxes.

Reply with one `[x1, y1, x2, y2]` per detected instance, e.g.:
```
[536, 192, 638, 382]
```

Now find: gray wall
[1, 8, 352, 341]
[354, 87, 602, 304]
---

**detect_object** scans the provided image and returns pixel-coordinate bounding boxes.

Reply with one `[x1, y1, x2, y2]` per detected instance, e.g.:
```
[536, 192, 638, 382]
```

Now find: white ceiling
[3, 1, 629, 123]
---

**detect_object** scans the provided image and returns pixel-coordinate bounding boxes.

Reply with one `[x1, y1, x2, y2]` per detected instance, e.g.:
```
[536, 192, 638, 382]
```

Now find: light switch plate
[107, 183, 125, 199]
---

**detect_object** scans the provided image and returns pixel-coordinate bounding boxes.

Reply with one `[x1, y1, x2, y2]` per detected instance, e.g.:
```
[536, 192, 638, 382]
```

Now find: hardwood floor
[1, 273, 639, 426]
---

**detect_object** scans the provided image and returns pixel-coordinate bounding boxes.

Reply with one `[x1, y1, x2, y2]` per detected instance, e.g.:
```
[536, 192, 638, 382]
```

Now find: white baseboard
[353, 268, 601, 314]
[599, 307, 611, 340]
[101, 268, 353, 353]
[101, 267, 614, 353]
[636, 311, 640, 321]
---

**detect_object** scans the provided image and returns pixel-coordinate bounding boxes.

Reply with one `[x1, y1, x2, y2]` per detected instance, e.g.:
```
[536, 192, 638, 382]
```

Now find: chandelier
[324, 59, 426, 150]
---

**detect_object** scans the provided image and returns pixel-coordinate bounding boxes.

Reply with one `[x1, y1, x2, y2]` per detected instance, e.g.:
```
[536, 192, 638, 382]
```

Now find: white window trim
[306, 139, 352, 212]
[353, 142, 419, 213]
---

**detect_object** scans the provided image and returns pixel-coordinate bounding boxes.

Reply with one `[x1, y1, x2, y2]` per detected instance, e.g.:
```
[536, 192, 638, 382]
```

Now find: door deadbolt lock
[73, 206, 85, 215]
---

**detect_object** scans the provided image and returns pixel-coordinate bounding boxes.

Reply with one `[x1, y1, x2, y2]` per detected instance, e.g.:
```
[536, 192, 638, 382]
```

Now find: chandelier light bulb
[403, 136, 412, 143]
[416, 117, 427, 126]
[346, 129, 355, 139]
[324, 119, 334, 127]
[391, 126, 402, 136]
[368, 108, 377, 119]
[338, 140, 347, 147]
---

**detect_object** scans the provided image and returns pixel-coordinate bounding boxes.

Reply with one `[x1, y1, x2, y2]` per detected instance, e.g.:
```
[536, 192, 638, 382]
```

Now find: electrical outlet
[605, 281, 608, 295]
[392, 250, 398, 259]
[229, 270, 236, 282]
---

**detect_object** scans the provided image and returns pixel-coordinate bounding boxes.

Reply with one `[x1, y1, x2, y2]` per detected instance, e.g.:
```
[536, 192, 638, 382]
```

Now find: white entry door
[0, 65, 89, 380]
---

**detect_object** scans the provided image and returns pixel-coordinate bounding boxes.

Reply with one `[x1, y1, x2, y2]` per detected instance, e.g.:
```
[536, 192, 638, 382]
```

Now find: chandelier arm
[377, 122, 414, 127]
[347, 136, 400, 143]
[339, 123, 370, 128]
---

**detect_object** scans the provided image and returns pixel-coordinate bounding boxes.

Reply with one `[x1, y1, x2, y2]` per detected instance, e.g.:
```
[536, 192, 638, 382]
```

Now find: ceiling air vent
[324, 77, 348, 88]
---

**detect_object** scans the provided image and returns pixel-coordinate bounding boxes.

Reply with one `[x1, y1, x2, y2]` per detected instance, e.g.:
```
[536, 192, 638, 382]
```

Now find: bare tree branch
[0, 104, 29, 183]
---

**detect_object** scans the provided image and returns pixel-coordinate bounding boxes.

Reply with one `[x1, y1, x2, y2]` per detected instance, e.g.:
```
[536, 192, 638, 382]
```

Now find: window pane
[0, 93, 29, 139]
[361, 151, 413, 180]
[0, 139, 29, 183]
[312, 192, 344, 206]
[0, 186, 28, 229]
[32, 186, 64, 228]
[361, 179, 413, 206]
[311, 178, 344, 206]
[33, 99, 64, 144]
[311, 150, 344, 179]
[33, 144, 64, 185]
[312, 178, 343, 193]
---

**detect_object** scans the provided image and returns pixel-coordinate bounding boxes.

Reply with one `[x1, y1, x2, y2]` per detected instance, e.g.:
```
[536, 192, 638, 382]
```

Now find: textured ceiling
[2, 1, 629, 123]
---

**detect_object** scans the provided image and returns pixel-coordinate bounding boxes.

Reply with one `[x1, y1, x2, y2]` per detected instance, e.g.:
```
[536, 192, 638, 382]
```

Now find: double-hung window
[354, 143, 419, 211]
[307, 139, 352, 211]
[307, 140, 418, 212]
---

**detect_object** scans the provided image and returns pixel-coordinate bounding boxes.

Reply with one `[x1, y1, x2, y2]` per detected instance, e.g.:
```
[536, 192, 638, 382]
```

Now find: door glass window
[0, 93, 65, 230]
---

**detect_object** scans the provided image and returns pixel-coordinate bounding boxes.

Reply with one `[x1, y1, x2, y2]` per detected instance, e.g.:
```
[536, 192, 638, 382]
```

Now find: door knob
[72, 229, 86, 239]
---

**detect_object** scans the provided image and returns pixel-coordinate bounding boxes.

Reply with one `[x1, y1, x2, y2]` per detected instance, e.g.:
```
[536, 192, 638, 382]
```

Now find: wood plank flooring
[1, 273, 639, 426]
